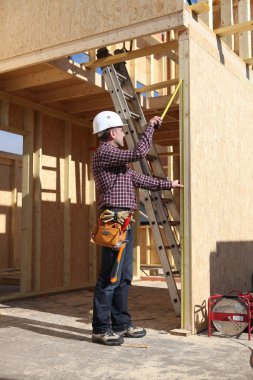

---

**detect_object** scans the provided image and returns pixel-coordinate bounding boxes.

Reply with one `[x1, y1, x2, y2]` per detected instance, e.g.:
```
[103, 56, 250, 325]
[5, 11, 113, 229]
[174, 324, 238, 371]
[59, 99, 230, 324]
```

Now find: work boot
[92, 330, 124, 346]
[117, 325, 146, 338]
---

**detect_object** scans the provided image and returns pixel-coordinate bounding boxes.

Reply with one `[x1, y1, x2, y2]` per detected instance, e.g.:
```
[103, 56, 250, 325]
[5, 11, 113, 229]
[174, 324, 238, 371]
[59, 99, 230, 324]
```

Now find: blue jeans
[92, 225, 133, 334]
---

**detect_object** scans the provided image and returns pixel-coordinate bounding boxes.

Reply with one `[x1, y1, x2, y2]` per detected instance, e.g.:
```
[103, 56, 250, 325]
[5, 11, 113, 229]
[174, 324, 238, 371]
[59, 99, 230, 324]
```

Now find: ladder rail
[104, 64, 180, 226]
[101, 62, 182, 315]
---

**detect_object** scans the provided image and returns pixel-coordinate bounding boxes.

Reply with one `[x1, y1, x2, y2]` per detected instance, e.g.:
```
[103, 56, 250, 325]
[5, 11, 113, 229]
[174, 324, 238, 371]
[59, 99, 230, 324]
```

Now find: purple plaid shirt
[92, 124, 172, 211]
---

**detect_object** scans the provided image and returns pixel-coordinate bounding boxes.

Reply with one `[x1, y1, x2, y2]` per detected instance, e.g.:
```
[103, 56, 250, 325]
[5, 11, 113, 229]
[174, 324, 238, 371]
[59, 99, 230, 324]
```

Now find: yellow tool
[161, 79, 183, 120]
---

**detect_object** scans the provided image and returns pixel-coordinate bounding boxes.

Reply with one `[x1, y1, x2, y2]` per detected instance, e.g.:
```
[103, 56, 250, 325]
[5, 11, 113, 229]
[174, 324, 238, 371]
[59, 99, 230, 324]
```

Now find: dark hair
[99, 128, 113, 142]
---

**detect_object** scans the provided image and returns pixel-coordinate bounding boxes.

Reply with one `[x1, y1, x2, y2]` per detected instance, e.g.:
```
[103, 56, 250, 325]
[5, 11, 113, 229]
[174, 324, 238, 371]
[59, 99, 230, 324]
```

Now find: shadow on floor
[1, 283, 180, 333]
[0, 314, 91, 343]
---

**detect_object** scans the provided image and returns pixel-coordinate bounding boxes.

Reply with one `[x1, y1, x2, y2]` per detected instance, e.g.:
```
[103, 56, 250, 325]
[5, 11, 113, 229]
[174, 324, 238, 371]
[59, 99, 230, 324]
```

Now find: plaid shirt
[92, 124, 172, 211]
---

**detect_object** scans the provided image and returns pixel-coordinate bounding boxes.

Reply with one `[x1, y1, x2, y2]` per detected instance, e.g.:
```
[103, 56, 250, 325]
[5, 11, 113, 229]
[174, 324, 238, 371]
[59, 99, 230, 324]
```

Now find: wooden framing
[0, 4, 185, 74]
[84, 41, 179, 69]
[63, 121, 71, 287]
[9, 159, 18, 269]
[199, 0, 213, 29]
[136, 79, 179, 93]
[188, 2, 210, 15]
[33, 112, 42, 291]
[179, 30, 191, 332]
[0, 151, 22, 273]
[238, 0, 252, 60]
[0, 90, 90, 127]
[244, 57, 253, 64]
[20, 108, 34, 292]
[215, 20, 253, 37]
[0, 0, 252, 335]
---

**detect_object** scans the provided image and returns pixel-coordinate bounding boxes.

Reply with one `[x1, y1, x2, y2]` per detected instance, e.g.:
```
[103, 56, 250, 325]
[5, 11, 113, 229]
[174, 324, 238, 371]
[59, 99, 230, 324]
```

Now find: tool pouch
[90, 222, 127, 249]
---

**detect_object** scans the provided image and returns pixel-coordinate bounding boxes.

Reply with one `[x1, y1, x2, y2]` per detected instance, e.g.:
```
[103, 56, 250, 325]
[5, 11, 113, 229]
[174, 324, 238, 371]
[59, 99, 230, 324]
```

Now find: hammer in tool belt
[110, 213, 132, 283]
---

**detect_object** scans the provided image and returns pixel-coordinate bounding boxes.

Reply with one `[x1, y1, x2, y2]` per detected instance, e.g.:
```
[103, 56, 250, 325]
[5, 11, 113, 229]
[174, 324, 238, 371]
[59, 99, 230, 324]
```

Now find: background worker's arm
[130, 169, 183, 190]
[98, 116, 162, 167]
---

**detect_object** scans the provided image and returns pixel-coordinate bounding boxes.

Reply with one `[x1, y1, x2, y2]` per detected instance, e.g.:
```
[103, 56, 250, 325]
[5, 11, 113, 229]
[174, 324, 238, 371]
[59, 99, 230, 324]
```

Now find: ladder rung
[169, 221, 180, 226]
[122, 91, 135, 101]
[161, 198, 173, 204]
[146, 154, 157, 162]
[130, 111, 141, 119]
[141, 264, 162, 269]
[116, 71, 127, 81]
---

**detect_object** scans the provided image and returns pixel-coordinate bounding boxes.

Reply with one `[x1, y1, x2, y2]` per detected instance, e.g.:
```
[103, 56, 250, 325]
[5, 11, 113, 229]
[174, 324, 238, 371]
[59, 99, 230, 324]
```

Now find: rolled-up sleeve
[98, 124, 155, 167]
[130, 169, 172, 191]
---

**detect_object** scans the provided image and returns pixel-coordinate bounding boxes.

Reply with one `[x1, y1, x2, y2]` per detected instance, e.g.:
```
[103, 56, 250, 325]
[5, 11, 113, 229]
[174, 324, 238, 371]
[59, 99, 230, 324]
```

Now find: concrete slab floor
[0, 281, 252, 380]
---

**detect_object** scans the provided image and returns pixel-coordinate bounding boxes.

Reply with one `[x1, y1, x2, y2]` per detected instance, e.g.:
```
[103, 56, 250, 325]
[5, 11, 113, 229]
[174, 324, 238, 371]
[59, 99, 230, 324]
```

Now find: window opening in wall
[0, 131, 23, 155]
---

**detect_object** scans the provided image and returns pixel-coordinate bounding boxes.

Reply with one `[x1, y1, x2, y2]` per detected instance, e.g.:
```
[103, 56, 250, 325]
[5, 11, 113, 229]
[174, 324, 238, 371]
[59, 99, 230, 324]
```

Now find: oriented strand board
[0, 0, 183, 61]
[0, 164, 11, 269]
[0, 1, 184, 73]
[188, 25, 253, 332]
[8, 104, 24, 131]
[41, 116, 65, 289]
[0, 154, 22, 271]
[69, 125, 90, 285]
[38, 114, 96, 291]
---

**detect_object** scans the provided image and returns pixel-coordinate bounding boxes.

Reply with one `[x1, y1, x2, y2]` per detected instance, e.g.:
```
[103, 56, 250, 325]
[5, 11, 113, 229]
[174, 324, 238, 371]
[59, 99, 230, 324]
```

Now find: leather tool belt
[90, 209, 133, 249]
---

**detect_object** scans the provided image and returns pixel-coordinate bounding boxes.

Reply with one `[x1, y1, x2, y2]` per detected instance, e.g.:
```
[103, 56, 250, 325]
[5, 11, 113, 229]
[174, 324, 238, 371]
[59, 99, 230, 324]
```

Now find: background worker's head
[93, 111, 126, 148]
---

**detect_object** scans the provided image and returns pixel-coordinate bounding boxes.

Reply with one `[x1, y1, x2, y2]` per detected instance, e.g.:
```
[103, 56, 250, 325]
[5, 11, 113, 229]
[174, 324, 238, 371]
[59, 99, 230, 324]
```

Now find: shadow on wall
[210, 241, 253, 295]
[194, 241, 253, 332]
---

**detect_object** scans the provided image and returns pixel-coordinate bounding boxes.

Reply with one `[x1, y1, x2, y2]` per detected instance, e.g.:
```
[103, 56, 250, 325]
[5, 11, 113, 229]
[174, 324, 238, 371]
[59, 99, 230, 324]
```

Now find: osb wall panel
[39, 115, 93, 290]
[0, 0, 183, 60]
[188, 31, 253, 332]
[13, 161, 22, 269]
[0, 163, 11, 270]
[8, 104, 24, 131]
[41, 116, 65, 289]
[0, 155, 22, 271]
[70, 125, 90, 285]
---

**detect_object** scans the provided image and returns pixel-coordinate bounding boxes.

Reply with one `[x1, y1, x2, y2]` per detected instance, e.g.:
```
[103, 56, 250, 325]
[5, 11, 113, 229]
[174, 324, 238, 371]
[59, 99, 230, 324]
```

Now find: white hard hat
[93, 111, 125, 135]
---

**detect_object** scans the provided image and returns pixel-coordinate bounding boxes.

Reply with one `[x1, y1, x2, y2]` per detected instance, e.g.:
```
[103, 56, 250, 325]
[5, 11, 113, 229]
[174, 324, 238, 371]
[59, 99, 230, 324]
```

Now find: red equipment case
[208, 291, 253, 340]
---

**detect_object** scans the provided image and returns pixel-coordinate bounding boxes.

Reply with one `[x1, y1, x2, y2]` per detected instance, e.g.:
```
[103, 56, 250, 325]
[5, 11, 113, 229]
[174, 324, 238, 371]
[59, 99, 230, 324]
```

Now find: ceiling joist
[188, 2, 210, 15]
[84, 40, 178, 69]
[0, 68, 71, 92]
[140, 35, 179, 63]
[136, 79, 179, 93]
[0, 90, 90, 127]
[66, 94, 112, 114]
[214, 20, 253, 37]
[37, 83, 104, 104]
[49, 58, 104, 87]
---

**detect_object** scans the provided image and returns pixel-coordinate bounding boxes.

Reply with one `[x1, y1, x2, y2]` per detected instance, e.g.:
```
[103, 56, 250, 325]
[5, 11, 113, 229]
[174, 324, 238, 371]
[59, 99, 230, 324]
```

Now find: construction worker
[91, 110, 183, 346]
